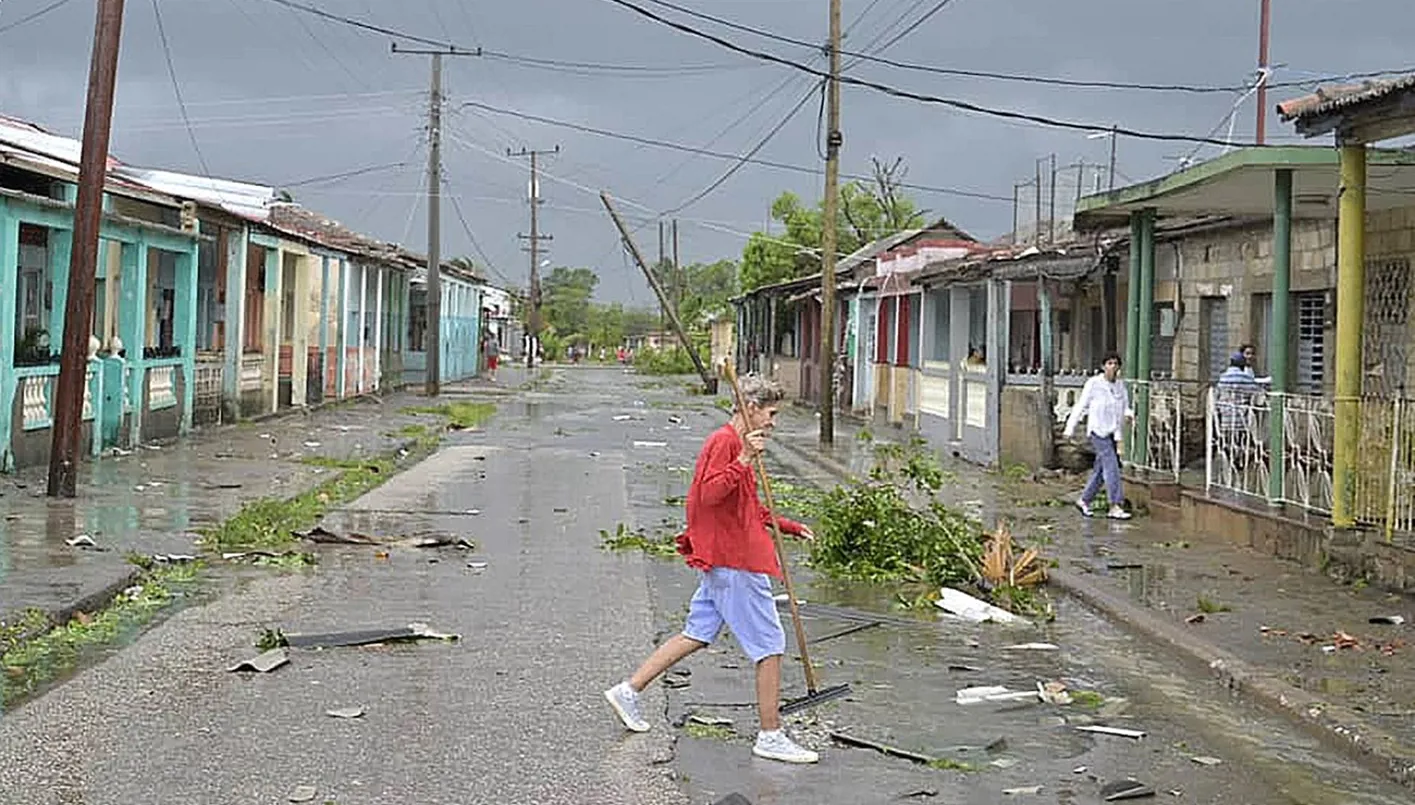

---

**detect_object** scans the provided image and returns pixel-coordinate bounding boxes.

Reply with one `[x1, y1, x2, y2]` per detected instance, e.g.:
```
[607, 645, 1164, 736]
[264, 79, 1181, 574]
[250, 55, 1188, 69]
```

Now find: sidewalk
[0, 385, 474, 627]
[769, 409, 1415, 789]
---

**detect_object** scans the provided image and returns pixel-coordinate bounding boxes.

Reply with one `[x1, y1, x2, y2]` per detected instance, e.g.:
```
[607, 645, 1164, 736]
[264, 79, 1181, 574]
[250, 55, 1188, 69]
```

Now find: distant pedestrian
[1063, 353, 1133, 520]
[604, 374, 820, 764]
[483, 332, 500, 382]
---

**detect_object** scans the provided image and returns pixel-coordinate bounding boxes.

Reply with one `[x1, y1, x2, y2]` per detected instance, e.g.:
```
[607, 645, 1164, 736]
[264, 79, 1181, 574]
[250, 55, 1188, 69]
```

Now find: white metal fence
[1122, 380, 1195, 481]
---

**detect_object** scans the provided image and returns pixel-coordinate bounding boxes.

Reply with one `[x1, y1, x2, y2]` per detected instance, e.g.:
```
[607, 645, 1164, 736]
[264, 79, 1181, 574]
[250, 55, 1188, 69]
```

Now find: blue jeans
[1081, 434, 1123, 507]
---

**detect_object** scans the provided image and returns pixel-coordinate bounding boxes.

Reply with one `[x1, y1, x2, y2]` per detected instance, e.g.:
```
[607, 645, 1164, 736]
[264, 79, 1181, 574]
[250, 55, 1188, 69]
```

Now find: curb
[768, 438, 1415, 792]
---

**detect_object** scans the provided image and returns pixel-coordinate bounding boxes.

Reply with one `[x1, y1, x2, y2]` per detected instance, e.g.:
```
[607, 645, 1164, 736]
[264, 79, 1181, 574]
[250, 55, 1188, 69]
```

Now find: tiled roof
[1277, 74, 1415, 122]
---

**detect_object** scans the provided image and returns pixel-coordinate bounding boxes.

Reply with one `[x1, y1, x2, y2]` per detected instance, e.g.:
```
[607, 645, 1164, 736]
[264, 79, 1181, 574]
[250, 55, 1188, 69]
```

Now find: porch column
[290, 256, 310, 408]
[1333, 144, 1367, 529]
[48, 228, 73, 348]
[373, 266, 385, 389]
[263, 247, 281, 414]
[1124, 212, 1143, 379]
[1268, 169, 1294, 505]
[1134, 208, 1157, 464]
[1039, 276, 1056, 458]
[176, 233, 198, 434]
[0, 206, 20, 470]
[222, 226, 248, 420]
[336, 258, 348, 399]
[357, 263, 368, 393]
[319, 255, 331, 400]
[988, 277, 1009, 464]
[120, 239, 150, 447]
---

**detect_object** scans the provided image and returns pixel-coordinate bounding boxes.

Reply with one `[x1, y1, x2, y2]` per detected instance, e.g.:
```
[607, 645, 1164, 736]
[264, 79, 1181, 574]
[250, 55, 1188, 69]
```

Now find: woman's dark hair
[1103, 352, 1123, 366]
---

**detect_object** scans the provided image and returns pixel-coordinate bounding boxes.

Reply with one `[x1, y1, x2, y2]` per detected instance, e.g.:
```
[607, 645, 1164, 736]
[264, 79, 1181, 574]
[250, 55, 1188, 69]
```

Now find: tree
[738, 158, 928, 292]
[541, 267, 599, 342]
[680, 259, 739, 326]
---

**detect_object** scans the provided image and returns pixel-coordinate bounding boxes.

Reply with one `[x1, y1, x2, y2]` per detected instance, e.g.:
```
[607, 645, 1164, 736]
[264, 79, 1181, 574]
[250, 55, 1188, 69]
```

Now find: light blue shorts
[681, 567, 786, 664]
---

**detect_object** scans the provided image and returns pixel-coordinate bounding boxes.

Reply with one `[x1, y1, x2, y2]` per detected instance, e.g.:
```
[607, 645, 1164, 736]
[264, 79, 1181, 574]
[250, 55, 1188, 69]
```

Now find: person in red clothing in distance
[604, 373, 819, 764]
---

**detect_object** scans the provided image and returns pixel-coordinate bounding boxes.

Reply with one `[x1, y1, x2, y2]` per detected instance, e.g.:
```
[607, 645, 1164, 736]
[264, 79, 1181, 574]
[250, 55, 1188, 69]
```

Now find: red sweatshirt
[676, 424, 805, 577]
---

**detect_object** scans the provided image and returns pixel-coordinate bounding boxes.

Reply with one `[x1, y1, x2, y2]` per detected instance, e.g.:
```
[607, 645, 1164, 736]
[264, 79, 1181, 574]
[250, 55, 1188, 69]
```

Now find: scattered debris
[947, 663, 983, 673]
[284, 623, 460, 649]
[829, 732, 937, 765]
[633, 441, 668, 448]
[65, 534, 98, 548]
[1038, 681, 1072, 705]
[1185, 614, 1206, 625]
[303, 441, 321, 448]
[935, 587, 1024, 624]
[467, 562, 488, 570]
[1002, 643, 1059, 652]
[1101, 779, 1156, 801]
[1073, 766, 1088, 775]
[152, 554, 197, 564]
[773, 593, 807, 606]
[892, 789, 938, 800]
[1189, 756, 1223, 767]
[228, 648, 289, 674]
[297, 526, 473, 550]
[1076, 725, 1145, 740]
[686, 713, 734, 728]
[1003, 786, 1042, 796]
[287, 784, 317, 803]
[1370, 615, 1406, 625]
[809, 621, 882, 645]
[982, 524, 1046, 588]
[326, 706, 365, 719]
[612, 415, 635, 421]
[956, 686, 1039, 706]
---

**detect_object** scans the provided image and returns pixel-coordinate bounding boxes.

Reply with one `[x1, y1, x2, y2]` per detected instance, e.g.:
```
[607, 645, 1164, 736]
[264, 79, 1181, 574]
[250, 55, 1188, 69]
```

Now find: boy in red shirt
[604, 374, 819, 764]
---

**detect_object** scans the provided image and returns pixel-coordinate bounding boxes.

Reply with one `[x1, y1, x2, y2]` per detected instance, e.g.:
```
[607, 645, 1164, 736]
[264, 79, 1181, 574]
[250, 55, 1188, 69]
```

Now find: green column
[0, 204, 20, 471]
[222, 226, 248, 421]
[120, 239, 149, 447]
[1124, 212, 1143, 379]
[336, 258, 348, 399]
[319, 255, 331, 400]
[48, 228, 73, 352]
[1268, 169, 1293, 505]
[1134, 209, 1157, 465]
[176, 234, 199, 435]
[263, 246, 280, 413]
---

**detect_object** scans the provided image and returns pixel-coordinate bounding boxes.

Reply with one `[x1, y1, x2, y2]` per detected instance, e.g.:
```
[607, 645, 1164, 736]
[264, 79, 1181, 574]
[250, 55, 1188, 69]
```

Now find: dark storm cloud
[2, 0, 1412, 301]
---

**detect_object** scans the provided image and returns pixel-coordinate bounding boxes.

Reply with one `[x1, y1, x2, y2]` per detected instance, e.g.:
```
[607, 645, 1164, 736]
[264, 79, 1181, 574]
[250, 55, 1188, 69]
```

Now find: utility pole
[1256, 0, 1272, 145]
[658, 219, 666, 336]
[1048, 153, 1057, 245]
[672, 218, 682, 353]
[602, 193, 714, 393]
[392, 43, 479, 396]
[818, 0, 843, 447]
[49, 0, 126, 498]
[510, 146, 558, 368]
[1034, 159, 1043, 246]
[1108, 125, 1118, 191]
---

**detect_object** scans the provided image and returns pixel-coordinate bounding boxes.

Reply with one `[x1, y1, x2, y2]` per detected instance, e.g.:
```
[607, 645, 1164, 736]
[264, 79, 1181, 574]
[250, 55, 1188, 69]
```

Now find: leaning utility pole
[818, 0, 843, 447]
[393, 43, 480, 396]
[48, 0, 126, 499]
[510, 146, 558, 368]
[601, 193, 714, 394]
[672, 218, 681, 317]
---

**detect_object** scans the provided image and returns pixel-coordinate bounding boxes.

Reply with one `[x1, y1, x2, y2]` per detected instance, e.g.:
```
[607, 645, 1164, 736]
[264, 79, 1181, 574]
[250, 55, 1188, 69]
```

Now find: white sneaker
[604, 682, 650, 733]
[753, 730, 820, 764]
[1075, 499, 1092, 518]
[1108, 505, 1132, 520]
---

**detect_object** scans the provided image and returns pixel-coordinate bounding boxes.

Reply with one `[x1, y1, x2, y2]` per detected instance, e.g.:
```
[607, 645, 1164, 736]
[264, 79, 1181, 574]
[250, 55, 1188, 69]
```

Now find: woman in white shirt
[1063, 353, 1134, 520]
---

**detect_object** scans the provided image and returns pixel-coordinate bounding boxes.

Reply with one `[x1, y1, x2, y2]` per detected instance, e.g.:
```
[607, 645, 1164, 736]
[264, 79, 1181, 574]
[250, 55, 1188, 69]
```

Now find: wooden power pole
[48, 0, 127, 498]
[1256, 0, 1272, 145]
[510, 146, 558, 368]
[818, 0, 843, 447]
[601, 193, 715, 394]
[393, 44, 480, 395]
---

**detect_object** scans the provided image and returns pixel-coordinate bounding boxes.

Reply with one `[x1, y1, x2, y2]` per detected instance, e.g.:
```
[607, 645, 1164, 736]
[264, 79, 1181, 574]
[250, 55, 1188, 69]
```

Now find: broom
[721, 362, 851, 715]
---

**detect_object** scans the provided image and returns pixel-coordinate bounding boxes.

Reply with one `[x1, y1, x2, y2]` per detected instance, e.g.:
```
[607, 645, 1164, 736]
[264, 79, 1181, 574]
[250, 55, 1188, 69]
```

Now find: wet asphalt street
[0, 366, 1410, 804]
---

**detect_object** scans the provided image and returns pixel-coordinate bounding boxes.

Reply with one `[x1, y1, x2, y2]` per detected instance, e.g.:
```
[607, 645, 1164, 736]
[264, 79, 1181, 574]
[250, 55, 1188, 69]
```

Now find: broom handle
[722, 363, 821, 693]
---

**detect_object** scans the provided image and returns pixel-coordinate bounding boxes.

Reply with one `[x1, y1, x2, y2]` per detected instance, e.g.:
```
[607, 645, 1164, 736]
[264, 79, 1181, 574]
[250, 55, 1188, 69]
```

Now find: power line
[150, 0, 214, 179]
[282, 160, 410, 188]
[627, 0, 1414, 96]
[445, 176, 516, 288]
[660, 82, 820, 216]
[600, 0, 1269, 146]
[0, 0, 76, 35]
[459, 99, 1013, 203]
[867, 0, 958, 56]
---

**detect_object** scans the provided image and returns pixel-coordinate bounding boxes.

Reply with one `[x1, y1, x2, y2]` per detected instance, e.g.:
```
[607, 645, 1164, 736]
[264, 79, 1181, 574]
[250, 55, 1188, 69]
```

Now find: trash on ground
[303, 441, 321, 448]
[947, 663, 983, 673]
[467, 562, 488, 570]
[633, 441, 668, 448]
[287, 785, 317, 803]
[1185, 613, 1206, 625]
[1370, 615, 1406, 625]
[326, 706, 365, 719]
[829, 731, 937, 765]
[153, 554, 197, 564]
[810, 621, 882, 644]
[612, 415, 635, 421]
[203, 481, 243, 490]
[956, 686, 1039, 706]
[1076, 725, 1145, 739]
[1038, 681, 1072, 705]
[1073, 766, 1088, 774]
[686, 713, 734, 728]
[1002, 643, 1059, 651]
[297, 526, 472, 550]
[1101, 779, 1156, 801]
[892, 788, 938, 800]
[228, 648, 289, 674]
[773, 593, 807, 606]
[65, 534, 98, 548]
[663, 676, 691, 689]
[935, 587, 1024, 624]
[1189, 756, 1222, 766]
[1003, 786, 1042, 796]
[284, 623, 460, 649]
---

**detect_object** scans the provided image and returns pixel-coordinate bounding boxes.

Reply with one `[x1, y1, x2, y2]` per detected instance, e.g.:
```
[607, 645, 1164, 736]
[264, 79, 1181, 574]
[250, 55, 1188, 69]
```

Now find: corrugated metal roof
[113, 166, 274, 221]
[1277, 74, 1415, 122]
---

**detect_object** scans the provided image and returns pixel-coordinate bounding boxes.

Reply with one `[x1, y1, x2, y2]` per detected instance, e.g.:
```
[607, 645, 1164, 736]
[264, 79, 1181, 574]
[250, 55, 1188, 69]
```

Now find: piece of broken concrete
[1189, 755, 1223, 766]
[1003, 786, 1042, 796]
[228, 648, 289, 674]
[956, 686, 1040, 706]
[1100, 779, 1155, 800]
[1076, 725, 1145, 740]
[935, 587, 1024, 624]
[287, 784, 317, 803]
[326, 706, 365, 719]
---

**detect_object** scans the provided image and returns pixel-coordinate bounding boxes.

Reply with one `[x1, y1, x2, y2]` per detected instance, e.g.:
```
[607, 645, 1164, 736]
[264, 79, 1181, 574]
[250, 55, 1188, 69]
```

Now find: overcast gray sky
[1, 0, 1412, 303]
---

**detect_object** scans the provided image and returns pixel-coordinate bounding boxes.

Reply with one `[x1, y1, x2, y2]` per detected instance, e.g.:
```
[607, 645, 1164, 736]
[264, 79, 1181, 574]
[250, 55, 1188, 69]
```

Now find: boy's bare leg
[755, 655, 783, 731]
[629, 634, 706, 691]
